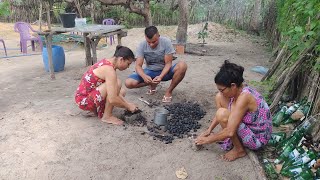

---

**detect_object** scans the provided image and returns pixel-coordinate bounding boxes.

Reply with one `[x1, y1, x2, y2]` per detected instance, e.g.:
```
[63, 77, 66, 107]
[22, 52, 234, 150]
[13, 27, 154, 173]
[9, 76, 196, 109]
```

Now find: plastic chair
[14, 22, 43, 54]
[0, 39, 7, 56]
[102, 18, 116, 45]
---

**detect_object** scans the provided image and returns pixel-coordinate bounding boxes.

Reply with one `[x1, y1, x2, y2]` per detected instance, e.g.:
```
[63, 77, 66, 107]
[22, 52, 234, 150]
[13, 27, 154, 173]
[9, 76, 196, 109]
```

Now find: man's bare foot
[101, 116, 124, 125]
[221, 148, 247, 161]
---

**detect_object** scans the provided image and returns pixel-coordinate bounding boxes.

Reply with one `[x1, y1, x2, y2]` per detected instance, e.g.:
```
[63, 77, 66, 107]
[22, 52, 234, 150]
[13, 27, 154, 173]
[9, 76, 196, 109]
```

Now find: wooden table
[38, 25, 127, 79]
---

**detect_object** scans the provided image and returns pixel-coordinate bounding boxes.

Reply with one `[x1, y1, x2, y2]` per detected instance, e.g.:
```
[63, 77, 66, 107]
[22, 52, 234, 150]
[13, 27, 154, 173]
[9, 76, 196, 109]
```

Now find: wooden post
[84, 33, 92, 66]
[91, 0, 95, 24]
[38, 0, 42, 31]
[117, 34, 122, 45]
[46, 34, 55, 79]
[46, 3, 51, 31]
[91, 37, 101, 64]
[75, 0, 83, 18]
[46, 2, 55, 79]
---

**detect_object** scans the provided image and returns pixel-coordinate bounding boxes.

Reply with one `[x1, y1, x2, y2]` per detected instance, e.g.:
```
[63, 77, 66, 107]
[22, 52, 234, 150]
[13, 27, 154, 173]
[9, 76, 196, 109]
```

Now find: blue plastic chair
[102, 18, 116, 45]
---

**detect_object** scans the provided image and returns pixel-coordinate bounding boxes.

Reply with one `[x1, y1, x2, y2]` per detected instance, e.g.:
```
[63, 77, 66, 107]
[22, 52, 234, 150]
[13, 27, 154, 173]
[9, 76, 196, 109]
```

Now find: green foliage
[52, 2, 68, 19]
[0, 0, 10, 17]
[198, 22, 209, 45]
[103, 6, 143, 28]
[315, 57, 320, 72]
[276, 0, 320, 70]
[249, 79, 275, 105]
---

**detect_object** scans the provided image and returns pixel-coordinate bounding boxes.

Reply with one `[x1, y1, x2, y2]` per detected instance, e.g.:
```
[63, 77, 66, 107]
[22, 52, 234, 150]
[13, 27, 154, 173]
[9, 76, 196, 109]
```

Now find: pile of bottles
[264, 115, 319, 179]
[272, 99, 311, 127]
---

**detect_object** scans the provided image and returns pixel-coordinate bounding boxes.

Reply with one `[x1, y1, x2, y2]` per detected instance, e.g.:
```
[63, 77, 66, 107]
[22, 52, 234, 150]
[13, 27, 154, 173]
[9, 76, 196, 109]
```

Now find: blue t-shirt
[136, 36, 175, 71]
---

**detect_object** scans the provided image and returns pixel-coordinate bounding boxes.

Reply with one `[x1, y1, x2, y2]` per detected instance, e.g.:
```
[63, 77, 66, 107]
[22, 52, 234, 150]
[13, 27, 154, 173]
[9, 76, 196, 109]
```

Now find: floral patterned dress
[75, 59, 113, 118]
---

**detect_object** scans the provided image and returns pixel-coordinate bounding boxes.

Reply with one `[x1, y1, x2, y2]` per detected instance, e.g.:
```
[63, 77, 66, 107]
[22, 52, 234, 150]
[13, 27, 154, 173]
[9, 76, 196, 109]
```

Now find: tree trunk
[91, 0, 95, 24]
[249, 0, 261, 35]
[143, 1, 152, 27]
[38, 0, 42, 31]
[176, 0, 188, 44]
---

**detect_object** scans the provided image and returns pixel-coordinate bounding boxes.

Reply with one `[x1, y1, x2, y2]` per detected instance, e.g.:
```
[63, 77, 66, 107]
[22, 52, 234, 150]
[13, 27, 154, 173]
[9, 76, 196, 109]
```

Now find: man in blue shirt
[125, 26, 187, 103]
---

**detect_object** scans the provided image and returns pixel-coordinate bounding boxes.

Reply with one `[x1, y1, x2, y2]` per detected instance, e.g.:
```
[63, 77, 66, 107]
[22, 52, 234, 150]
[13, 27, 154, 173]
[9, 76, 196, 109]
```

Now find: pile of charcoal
[165, 102, 205, 135]
[148, 101, 206, 144]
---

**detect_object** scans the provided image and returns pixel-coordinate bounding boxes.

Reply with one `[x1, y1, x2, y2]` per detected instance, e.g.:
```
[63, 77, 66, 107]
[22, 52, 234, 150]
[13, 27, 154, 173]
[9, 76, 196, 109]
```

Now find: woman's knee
[216, 108, 230, 123]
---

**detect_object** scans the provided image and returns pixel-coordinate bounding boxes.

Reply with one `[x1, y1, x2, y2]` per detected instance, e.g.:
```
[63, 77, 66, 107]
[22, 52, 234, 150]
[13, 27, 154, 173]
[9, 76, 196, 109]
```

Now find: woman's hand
[127, 103, 139, 113]
[195, 136, 211, 145]
[199, 129, 212, 137]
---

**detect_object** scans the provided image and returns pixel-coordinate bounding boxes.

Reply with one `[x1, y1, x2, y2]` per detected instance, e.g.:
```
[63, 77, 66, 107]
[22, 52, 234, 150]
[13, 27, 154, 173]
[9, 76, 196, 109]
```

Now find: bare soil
[0, 22, 271, 179]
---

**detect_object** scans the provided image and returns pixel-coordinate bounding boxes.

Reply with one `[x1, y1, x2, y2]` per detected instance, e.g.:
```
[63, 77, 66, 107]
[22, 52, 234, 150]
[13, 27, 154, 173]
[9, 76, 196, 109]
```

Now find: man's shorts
[128, 64, 177, 83]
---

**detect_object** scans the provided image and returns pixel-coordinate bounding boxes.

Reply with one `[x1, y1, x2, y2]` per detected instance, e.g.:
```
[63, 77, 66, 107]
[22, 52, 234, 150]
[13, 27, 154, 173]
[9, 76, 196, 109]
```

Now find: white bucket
[75, 18, 86, 27]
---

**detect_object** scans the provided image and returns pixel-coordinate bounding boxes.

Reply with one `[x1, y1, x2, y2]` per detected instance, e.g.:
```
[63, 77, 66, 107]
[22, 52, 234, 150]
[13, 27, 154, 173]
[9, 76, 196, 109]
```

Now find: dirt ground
[0, 22, 271, 179]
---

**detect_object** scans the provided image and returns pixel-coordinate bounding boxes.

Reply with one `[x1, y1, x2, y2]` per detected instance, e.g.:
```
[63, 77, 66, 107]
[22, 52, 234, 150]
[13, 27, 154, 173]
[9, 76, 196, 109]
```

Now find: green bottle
[274, 143, 295, 164]
[283, 103, 300, 119]
[291, 149, 318, 166]
[268, 132, 287, 146]
[316, 168, 320, 178]
[294, 116, 317, 135]
[276, 131, 303, 154]
[288, 146, 305, 162]
[282, 147, 308, 171]
[262, 159, 278, 179]
[273, 106, 287, 127]
[302, 102, 311, 116]
[280, 165, 305, 177]
[282, 116, 295, 125]
[291, 168, 314, 180]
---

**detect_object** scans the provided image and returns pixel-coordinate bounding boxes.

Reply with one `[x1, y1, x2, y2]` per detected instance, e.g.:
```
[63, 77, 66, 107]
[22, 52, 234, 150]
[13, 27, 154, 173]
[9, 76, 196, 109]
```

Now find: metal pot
[154, 108, 169, 126]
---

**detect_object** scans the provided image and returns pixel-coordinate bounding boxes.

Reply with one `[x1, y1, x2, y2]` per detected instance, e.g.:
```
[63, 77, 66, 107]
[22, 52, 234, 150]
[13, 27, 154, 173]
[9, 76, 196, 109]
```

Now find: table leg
[45, 34, 55, 80]
[84, 33, 92, 66]
[90, 37, 101, 65]
[117, 33, 122, 45]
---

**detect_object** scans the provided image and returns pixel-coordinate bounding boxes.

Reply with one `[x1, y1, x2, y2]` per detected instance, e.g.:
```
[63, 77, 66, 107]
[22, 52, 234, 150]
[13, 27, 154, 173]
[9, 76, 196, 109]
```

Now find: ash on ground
[121, 110, 147, 127]
[148, 101, 206, 144]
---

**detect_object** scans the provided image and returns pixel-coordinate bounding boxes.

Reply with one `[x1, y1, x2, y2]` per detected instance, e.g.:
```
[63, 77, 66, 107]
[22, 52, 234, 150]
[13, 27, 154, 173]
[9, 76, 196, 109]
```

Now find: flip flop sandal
[146, 89, 157, 95]
[162, 96, 172, 103]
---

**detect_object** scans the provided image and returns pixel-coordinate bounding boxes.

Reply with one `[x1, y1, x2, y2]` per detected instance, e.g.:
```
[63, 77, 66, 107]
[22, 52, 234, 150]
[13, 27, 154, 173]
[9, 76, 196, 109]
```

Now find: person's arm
[135, 57, 152, 84]
[135, 42, 153, 84]
[200, 92, 225, 137]
[104, 67, 136, 111]
[196, 93, 250, 145]
[153, 38, 175, 83]
[153, 54, 172, 83]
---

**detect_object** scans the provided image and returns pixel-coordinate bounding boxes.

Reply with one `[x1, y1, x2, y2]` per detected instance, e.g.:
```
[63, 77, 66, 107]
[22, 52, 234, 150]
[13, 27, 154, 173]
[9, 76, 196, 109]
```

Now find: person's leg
[98, 78, 124, 125]
[125, 69, 161, 94]
[164, 61, 187, 98]
[215, 108, 247, 161]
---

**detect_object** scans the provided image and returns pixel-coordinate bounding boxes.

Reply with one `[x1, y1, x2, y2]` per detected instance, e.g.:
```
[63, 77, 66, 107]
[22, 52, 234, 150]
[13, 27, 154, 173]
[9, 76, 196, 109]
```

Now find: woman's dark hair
[145, 26, 158, 39]
[214, 60, 244, 87]
[114, 45, 135, 61]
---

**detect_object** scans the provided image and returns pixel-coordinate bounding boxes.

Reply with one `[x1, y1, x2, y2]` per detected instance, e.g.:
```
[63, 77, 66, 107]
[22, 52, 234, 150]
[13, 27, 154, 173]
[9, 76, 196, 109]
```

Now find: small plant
[0, 0, 10, 17]
[198, 22, 209, 46]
